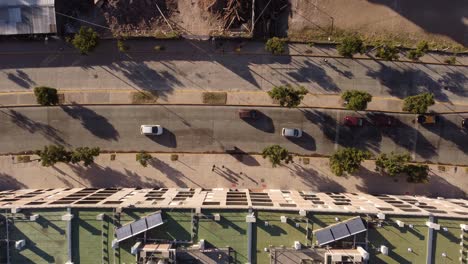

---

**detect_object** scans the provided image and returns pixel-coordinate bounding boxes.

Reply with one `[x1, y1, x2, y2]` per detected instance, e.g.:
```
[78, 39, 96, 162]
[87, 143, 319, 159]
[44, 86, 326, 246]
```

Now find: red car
[372, 114, 395, 127]
[344, 116, 364, 127]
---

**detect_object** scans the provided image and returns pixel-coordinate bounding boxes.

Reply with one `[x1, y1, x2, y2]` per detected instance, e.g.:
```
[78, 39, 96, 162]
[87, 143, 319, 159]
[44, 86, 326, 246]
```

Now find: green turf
[433, 218, 466, 264]
[5, 209, 68, 264]
[368, 216, 428, 264]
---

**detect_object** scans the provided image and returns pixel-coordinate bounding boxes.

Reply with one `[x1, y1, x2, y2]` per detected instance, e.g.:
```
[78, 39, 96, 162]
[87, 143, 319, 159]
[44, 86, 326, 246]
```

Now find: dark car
[238, 109, 258, 119]
[344, 116, 364, 127]
[372, 114, 396, 127]
[417, 114, 438, 124]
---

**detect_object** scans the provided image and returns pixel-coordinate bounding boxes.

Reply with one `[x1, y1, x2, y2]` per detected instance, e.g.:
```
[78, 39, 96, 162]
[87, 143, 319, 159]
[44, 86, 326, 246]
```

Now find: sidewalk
[1, 89, 468, 113]
[0, 153, 466, 198]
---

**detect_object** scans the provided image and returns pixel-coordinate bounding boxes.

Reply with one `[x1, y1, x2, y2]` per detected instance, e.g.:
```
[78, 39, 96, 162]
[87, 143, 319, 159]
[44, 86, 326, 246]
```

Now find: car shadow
[287, 132, 316, 151]
[146, 129, 177, 148]
[242, 111, 275, 133]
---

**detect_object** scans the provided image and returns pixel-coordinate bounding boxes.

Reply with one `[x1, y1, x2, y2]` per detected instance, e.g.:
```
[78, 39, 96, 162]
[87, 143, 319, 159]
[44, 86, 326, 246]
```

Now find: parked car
[140, 125, 163, 135]
[344, 116, 364, 127]
[417, 115, 438, 124]
[281, 128, 302, 138]
[238, 109, 258, 119]
[371, 114, 396, 127]
[462, 118, 467, 129]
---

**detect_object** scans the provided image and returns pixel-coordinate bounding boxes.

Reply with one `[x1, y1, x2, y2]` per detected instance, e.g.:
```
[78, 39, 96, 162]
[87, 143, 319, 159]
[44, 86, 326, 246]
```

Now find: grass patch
[170, 154, 178, 161]
[132, 91, 159, 104]
[17, 155, 31, 163]
[302, 157, 310, 165]
[202, 92, 227, 105]
[437, 165, 446, 172]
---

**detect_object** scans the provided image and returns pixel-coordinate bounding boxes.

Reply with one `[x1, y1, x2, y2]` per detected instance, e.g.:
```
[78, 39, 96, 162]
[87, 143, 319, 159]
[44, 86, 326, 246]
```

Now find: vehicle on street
[371, 114, 396, 127]
[281, 128, 302, 138]
[140, 125, 163, 135]
[238, 109, 258, 119]
[417, 115, 438, 124]
[344, 116, 364, 127]
[462, 118, 467, 129]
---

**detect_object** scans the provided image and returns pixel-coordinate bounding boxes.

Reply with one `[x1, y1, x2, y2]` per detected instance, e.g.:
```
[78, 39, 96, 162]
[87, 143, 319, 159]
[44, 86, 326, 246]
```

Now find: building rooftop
[0, 0, 56, 35]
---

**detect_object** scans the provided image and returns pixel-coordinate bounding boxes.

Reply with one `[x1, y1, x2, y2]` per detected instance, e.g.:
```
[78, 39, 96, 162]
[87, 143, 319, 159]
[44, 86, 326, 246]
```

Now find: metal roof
[0, 0, 56, 35]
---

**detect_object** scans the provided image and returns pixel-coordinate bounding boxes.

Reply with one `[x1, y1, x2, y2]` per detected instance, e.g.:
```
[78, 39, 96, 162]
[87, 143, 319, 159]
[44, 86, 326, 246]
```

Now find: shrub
[402, 92, 435, 114]
[265, 37, 286, 55]
[375, 43, 399, 61]
[341, 90, 372, 111]
[170, 154, 178, 161]
[375, 152, 411, 177]
[35, 145, 71, 167]
[405, 164, 429, 183]
[444, 56, 457, 65]
[262, 145, 292, 167]
[329, 148, 371, 176]
[406, 41, 429, 61]
[268, 85, 308, 108]
[337, 36, 365, 58]
[136, 152, 152, 167]
[117, 40, 129, 52]
[72, 27, 99, 54]
[34, 86, 59, 106]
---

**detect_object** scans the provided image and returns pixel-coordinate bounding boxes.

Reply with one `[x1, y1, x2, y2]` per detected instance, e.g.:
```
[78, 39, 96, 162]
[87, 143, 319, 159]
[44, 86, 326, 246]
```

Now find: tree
[341, 90, 372, 111]
[375, 152, 411, 177]
[70, 147, 100, 166]
[405, 164, 429, 183]
[337, 36, 365, 58]
[72, 27, 99, 54]
[117, 40, 129, 52]
[136, 152, 152, 167]
[375, 43, 399, 61]
[329, 148, 371, 176]
[402, 92, 435, 114]
[262, 145, 292, 167]
[34, 86, 59, 106]
[265, 37, 285, 55]
[268, 85, 308, 108]
[406, 41, 429, 61]
[35, 145, 71, 167]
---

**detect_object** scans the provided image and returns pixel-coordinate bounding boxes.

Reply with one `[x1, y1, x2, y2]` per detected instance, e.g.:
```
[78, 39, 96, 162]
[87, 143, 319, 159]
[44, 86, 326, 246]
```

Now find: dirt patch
[202, 92, 227, 104]
[131, 91, 159, 104]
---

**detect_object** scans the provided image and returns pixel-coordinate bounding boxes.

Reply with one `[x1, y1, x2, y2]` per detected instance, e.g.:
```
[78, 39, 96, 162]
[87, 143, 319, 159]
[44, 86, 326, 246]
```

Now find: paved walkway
[0, 153, 466, 198]
[1, 89, 468, 113]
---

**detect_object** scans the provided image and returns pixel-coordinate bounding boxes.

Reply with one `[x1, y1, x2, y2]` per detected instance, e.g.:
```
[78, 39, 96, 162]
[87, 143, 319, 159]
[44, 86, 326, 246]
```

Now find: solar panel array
[315, 217, 366, 246]
[115, 211, 164, 242]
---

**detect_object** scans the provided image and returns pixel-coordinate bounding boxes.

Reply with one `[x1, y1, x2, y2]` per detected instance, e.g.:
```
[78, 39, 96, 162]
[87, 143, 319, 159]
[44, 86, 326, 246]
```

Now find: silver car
[281, 128, 302, 138]
[140, 125, 163, 135]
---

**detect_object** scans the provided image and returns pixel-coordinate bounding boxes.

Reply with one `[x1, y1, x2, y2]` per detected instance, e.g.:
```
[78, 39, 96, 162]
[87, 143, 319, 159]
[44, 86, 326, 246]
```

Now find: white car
[140, 125, 163, 135]
[281, 128, 302, 138]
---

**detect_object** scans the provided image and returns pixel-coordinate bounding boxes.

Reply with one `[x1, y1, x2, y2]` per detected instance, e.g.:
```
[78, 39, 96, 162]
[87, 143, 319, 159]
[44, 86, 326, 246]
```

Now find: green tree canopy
[35, 145, 71, 167]
[405, 164, 429, 183]
[34, 86, 59, 106]
[337, 36, 365, 58]
[72, 27, 99, 54]
[329, 147, 371, 176]
[70, 147, 100, 166]
[341, 90, 372, 111]
[402, 92, 435, 114]
[268, 85, 308, 108]
[262, 145, 292, 167]
[136, 152, 152, 167]
[375, 43, 399, 61]
[265, 37, 286, 55]
[375, 152, 411, 177]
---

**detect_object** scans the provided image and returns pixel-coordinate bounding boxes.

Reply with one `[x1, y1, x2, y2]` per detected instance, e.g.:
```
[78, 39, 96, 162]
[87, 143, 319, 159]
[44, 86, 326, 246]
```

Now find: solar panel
[315, 228, 334, 246]
[115, 225, 132, 241]
[331, 223, 350, 240]
[146, 212, 164, 228]
[346, 217, 366, 235]
[131, 218, 148, 235]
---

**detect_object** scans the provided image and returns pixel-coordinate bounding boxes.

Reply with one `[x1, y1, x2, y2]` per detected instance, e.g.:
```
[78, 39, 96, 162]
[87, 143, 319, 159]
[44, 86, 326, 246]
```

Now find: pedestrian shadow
[241, 111, 275, 133]
[6, 70, 36, 88]
[61, 104, 119, 141]
[146, 129, 177, 148]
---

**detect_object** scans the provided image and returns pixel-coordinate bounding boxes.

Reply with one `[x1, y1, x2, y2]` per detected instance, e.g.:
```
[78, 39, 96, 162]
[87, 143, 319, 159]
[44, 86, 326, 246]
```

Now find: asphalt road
[0, 105, 466, 165]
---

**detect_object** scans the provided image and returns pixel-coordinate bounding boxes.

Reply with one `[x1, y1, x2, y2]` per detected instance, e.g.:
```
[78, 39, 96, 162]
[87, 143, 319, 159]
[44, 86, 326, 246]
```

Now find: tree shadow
[337, 118, 382, 153]
[437, 71, 468, 97]
[60, 104, 119, 141]
[69, 164, 162, 188]
[422, 115, 468, 154]
[6, 70, 36, 88]
[302, 109, 338, 141]
[290, 163, 345, 192]
[366, 64, 449, 101]
[5, 109, 69, 146]
[145, 129, 177, 148]
[368, 0, 468, 46]
[287, 60, 340, 92]
[241, 111, 275, 133]
[149, 158, 188, 187]
[225, 147, 260, 166]
[287, 132, 317, 151]
[0, 173, 26, 190]
[323, 60, 354, 79]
